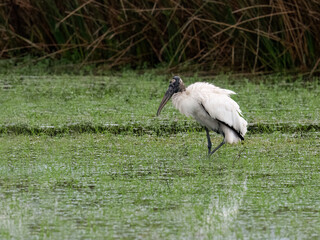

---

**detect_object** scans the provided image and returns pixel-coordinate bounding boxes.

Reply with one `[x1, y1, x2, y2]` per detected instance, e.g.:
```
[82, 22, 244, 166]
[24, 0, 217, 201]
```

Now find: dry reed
[1, 0, 320, 73]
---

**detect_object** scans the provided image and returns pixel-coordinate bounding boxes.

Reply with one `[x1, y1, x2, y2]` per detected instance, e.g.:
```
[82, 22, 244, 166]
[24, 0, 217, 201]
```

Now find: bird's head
[157, 76, 185, 116]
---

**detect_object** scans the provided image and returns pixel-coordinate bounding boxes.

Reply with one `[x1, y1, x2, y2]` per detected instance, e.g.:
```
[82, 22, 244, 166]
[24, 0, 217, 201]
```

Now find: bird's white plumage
[172, 82, 247, 144]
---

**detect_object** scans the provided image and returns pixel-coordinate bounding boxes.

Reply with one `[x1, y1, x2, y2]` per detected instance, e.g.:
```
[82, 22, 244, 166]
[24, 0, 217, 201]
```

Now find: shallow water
[0, 132, 319, 239]
[0, 74, 319, 238]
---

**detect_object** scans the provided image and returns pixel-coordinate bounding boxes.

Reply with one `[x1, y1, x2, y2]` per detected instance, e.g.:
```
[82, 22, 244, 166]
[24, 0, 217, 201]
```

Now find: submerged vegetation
[1, 132, 319, 239]
[1, 1, 320, 73]
[0, 72, 319, 238]
[0, 72, 319, 135]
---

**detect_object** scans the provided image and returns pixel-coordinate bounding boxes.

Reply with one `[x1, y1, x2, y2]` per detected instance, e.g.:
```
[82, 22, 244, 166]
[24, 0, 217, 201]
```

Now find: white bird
[157, 76, 247, 156]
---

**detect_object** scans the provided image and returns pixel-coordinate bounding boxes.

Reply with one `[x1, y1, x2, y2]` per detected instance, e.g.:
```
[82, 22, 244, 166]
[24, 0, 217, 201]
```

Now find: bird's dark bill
[157, 90, 172, 116]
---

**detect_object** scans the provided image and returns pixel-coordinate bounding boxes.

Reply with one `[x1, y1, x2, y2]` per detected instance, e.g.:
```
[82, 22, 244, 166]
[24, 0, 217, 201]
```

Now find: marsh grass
[0, 132, 319, 239]
[0, 72, 319, 239]
[0, 72, 319, 135]
[1, 1, 320, 72]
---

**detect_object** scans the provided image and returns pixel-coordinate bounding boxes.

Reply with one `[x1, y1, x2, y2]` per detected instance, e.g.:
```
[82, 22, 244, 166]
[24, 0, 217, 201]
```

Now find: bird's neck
[179, 82, 186, 92]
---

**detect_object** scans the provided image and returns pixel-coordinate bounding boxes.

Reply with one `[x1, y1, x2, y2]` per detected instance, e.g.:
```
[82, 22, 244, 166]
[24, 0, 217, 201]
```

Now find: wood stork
[157, 76, 247, 156]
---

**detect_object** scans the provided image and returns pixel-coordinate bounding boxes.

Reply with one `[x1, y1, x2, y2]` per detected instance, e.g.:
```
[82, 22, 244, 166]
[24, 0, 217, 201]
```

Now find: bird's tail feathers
[222, 126, 243, 144]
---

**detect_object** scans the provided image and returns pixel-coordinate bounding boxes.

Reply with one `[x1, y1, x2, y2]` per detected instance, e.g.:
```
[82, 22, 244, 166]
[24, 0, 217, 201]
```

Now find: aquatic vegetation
[0, 73, 319, 238]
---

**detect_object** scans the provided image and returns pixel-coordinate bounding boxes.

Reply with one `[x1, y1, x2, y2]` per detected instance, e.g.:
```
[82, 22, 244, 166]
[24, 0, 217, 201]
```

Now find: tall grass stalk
[1, 0, 320, 73]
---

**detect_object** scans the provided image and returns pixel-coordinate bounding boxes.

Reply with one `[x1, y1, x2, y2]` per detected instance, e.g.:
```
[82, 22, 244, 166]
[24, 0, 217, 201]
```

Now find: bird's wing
[185, 82, 247, 136]
[200, 91, 247, 137]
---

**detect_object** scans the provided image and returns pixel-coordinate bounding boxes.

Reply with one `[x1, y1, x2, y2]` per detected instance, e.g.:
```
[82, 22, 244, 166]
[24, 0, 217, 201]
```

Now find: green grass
[0, 72, 319, 239]
[0, 132, 319, 239]
[0, 72, 319, 134]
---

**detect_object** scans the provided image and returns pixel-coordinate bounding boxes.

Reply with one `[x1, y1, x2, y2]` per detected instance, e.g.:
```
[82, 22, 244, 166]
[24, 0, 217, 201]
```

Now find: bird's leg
[209, 140, 225, 156]
[205, 127, 212, 155]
